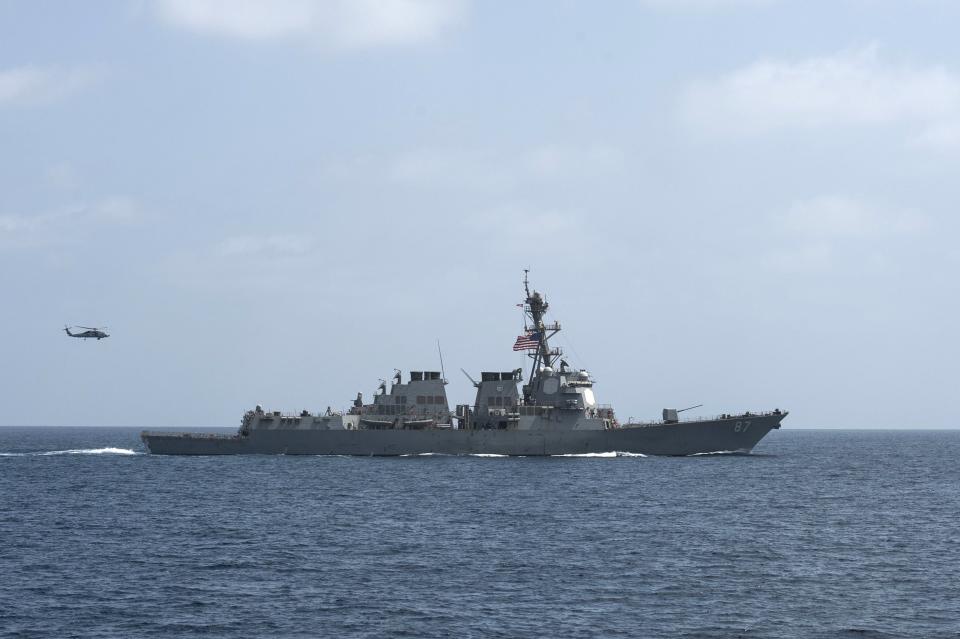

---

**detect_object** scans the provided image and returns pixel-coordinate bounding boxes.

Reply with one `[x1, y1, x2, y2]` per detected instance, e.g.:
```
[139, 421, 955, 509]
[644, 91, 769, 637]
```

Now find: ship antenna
[437, 339, 447, 384]
[460, 368, 479, 388]
[520, 269, 562, 386]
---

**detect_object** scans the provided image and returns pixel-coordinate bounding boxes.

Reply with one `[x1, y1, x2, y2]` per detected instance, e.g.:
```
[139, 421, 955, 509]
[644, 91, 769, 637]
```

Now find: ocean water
[1, 428, 959, 639]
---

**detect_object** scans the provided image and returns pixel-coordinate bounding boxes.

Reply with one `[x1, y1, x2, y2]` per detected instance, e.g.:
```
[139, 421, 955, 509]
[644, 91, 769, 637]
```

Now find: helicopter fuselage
[64, 327, 109, 340]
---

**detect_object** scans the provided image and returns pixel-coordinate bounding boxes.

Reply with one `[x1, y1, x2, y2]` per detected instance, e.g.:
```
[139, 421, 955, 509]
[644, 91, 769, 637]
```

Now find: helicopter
[64, 325, 109, 340]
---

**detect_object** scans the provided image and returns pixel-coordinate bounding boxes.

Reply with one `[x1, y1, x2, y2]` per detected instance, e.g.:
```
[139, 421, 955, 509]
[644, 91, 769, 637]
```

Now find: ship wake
[1, 448, 140, 457]
[398, 453, 510, 457]
[688, 449, 751, 456]
[552, 451, 647, 458]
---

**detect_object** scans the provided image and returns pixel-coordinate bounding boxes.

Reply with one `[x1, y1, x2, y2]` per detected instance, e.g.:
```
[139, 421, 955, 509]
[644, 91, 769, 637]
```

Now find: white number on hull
[734, 421, 751, 433]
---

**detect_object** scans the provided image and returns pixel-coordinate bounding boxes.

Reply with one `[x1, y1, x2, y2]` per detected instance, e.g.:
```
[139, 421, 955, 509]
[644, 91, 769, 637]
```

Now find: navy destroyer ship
[142, 275, 786, 455]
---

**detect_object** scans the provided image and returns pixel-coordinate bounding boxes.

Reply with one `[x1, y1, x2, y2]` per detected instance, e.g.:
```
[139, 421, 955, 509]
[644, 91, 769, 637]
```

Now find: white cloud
[155, 0, 467, 48]
[519, 144, 625, 180]
[93, 196, 141, 223]
[779, 196, 929, 238]
[682, 46, 960, 137]
[761, 241, 834, 274]
[909, 119, 960, 151]
[458, 201, 589, 256]
[638, 0, 775, 9]
[0, 197, 141, 253]
[0, 197, 140, 235]
[162, 232, 322, 292]
[385, 144, 625, 190]
[0, 65, 98, 107]
[45, 163, 82, 190]
[214, 234, 314, 257]
[759, 195, 931, 274]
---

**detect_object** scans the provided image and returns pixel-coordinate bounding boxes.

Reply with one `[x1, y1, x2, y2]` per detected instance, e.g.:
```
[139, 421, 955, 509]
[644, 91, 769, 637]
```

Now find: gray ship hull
[141, 413, 784, 457]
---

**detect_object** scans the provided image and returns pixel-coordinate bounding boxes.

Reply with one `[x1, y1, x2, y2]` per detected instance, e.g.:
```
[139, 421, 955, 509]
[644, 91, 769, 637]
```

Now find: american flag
[513, 330, 541, 351]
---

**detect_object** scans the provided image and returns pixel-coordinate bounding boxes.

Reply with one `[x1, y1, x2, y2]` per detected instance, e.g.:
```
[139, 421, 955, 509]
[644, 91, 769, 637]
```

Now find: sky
[2, 0, 958, 428]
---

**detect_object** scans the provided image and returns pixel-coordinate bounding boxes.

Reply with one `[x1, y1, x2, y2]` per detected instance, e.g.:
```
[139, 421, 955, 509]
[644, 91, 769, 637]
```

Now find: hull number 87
[734, 421, 751, 433]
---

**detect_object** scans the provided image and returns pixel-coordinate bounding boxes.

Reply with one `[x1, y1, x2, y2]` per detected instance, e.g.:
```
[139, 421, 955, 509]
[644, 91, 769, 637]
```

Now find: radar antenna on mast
[518, 270, 563, 386]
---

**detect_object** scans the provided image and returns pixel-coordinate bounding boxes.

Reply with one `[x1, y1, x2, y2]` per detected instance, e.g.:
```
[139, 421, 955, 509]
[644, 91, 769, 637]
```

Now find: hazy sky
[2, 0, 958, 428]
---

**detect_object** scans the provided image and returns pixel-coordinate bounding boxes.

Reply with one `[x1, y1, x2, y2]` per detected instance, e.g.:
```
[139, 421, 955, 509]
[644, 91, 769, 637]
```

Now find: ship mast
[522, 270, 562, 385]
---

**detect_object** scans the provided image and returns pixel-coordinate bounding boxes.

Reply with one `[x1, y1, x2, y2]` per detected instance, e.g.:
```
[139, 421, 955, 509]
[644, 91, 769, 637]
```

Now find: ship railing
[515, 404, 616, 417]
[589, 405, 616, 419]
[625, 410, 786, 426]
[256, 410, 344, 420]
[140, 431, 237, 439]
[357, 407, 451, 417]
[517, 405, 556, 416]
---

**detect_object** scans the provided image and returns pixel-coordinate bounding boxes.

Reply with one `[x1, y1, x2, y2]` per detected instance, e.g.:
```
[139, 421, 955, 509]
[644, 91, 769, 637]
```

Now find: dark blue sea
[2, 428, 959, 639]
